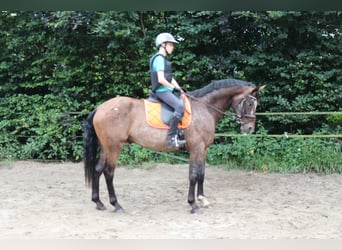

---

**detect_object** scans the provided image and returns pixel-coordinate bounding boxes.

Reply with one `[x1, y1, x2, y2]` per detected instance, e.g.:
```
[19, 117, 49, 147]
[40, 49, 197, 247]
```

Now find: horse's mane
[188, 78, 255, 97]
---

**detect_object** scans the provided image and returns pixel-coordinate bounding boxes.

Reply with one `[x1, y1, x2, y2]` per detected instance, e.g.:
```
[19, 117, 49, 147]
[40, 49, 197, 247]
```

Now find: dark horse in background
[83, 78, 265, 214]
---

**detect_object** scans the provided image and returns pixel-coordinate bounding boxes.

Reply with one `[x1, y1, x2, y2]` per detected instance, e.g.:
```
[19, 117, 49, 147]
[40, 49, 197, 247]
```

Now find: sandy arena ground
[1, 161, 342, 239]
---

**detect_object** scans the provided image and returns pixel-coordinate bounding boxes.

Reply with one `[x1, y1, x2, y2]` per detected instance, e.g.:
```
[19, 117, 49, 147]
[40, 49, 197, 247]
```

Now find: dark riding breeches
[155, 91, 184, 119]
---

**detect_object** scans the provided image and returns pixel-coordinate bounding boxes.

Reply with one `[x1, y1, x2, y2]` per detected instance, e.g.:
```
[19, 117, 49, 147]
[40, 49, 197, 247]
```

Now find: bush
[0, 94, 84, 161]
[206, 135, 342, 173]
[1, 11, 341, 172]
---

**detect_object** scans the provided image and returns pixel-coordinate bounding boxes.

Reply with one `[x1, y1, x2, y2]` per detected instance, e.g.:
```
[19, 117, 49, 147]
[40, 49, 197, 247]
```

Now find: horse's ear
[251, 85, 266, 95]
[258, 85, 266, 92]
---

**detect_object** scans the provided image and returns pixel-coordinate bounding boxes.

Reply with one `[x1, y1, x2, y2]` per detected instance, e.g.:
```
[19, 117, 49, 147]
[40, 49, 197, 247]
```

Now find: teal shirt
[152, 55, 173, 93]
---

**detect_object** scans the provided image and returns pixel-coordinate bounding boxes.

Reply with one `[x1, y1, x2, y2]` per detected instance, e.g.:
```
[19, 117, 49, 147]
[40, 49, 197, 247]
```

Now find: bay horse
[83, 78, 265, 214]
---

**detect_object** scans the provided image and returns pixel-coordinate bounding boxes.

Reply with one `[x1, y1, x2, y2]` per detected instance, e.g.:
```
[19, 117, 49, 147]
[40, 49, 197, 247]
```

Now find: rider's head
[155, 32, 179, 47]
[155, 32, 179, 55]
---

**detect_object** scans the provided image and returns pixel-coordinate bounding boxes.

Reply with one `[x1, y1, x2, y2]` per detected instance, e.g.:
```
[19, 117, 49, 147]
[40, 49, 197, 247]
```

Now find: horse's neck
[203, 88, 241, 121]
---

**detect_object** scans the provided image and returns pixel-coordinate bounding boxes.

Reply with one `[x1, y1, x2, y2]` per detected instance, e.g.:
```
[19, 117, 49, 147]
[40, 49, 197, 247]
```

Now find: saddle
[144, 91, 192, 129]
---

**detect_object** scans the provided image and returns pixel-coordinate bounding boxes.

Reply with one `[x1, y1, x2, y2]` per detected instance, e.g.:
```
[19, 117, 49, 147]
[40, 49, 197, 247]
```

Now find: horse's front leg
[188, 161, 200, 214]
[188, 151, 210, 213]
[188, 157, 208, 214]
[196, 164, 210, 208]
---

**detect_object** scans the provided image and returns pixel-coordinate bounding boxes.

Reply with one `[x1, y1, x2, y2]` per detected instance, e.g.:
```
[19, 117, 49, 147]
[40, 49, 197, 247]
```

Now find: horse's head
[232, 85, 266, 134]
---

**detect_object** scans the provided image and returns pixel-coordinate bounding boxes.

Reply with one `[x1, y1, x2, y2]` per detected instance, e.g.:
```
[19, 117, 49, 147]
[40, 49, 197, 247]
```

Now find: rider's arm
[157, 71, 175, 90]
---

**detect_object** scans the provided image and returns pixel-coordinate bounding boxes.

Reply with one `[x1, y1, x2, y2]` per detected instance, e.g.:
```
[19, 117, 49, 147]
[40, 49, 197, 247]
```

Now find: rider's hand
[172, 87, 182, 96]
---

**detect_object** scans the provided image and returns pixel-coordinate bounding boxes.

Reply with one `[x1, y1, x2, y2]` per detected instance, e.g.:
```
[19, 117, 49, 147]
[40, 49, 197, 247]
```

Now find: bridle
[185, 93, 257, 124]
[235, 94, 257, 124]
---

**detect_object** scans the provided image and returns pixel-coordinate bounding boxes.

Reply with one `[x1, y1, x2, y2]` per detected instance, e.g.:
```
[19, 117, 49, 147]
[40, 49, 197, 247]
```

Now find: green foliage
[206, 136, 342, 174]
[0, 11, 341, 173]
[118, 144, 189, 167]
[119, 144, 155, 165]
[0, 93, 84, 161]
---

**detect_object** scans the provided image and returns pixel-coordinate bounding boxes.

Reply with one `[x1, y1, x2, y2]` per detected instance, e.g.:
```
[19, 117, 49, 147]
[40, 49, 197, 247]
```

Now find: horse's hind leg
[102, 148, 124, 213]
[92, 158, 106, 210]
[103, 166, 124, 213]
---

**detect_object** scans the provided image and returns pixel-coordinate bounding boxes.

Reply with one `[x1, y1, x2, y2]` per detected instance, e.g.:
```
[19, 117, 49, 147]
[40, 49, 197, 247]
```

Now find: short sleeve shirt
[152, 55, 165, 72]
[151, 55, 172, 92]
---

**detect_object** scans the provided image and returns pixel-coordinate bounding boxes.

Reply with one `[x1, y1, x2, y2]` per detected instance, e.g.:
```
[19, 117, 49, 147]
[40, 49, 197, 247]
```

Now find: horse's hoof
[96, 204, 106, 211]
[114, 207, 125, 213]
[198, 195, 210, 208]
[190, 207, 201, 214]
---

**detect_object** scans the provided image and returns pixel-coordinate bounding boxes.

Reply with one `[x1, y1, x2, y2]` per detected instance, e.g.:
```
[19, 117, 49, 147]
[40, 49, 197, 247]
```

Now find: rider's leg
[167, 112, 185, 148]
[154, 91, 185, 148]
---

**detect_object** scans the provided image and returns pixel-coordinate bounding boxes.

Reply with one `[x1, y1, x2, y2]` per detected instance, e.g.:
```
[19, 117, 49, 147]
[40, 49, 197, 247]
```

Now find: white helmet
[155, 32, 179, 47]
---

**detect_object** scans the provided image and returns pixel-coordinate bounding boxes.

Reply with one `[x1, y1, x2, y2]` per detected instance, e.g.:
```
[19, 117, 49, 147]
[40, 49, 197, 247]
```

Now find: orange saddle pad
[144, 94, 192, 129]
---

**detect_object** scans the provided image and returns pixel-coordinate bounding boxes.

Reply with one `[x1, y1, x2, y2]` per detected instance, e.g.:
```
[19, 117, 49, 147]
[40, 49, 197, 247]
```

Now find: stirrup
[167, 135, 185, 148]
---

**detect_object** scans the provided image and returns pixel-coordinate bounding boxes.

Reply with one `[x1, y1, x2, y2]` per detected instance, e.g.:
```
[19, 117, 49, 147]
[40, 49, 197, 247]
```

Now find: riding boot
[167, 115, 186, 148]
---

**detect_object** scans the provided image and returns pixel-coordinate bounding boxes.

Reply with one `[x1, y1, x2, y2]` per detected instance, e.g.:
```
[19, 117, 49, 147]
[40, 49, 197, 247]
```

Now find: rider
[150, 32, 185, 148]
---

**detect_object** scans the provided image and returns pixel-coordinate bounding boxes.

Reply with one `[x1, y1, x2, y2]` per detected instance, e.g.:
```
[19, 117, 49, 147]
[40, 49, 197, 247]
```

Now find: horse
[83, 78, 266, 214]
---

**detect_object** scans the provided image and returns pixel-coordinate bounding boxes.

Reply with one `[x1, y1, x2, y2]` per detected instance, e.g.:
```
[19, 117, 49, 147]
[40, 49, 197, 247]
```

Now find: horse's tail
[83, 109, 98, 186]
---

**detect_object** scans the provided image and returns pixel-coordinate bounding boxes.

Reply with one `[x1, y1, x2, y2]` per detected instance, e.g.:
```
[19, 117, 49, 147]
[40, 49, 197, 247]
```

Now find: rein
[184, 92, 256, 123]
[184, 93, 238, 121]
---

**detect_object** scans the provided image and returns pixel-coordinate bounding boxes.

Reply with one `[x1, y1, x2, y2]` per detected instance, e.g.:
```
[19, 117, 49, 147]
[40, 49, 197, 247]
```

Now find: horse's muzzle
[240, 122, 255, 134]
